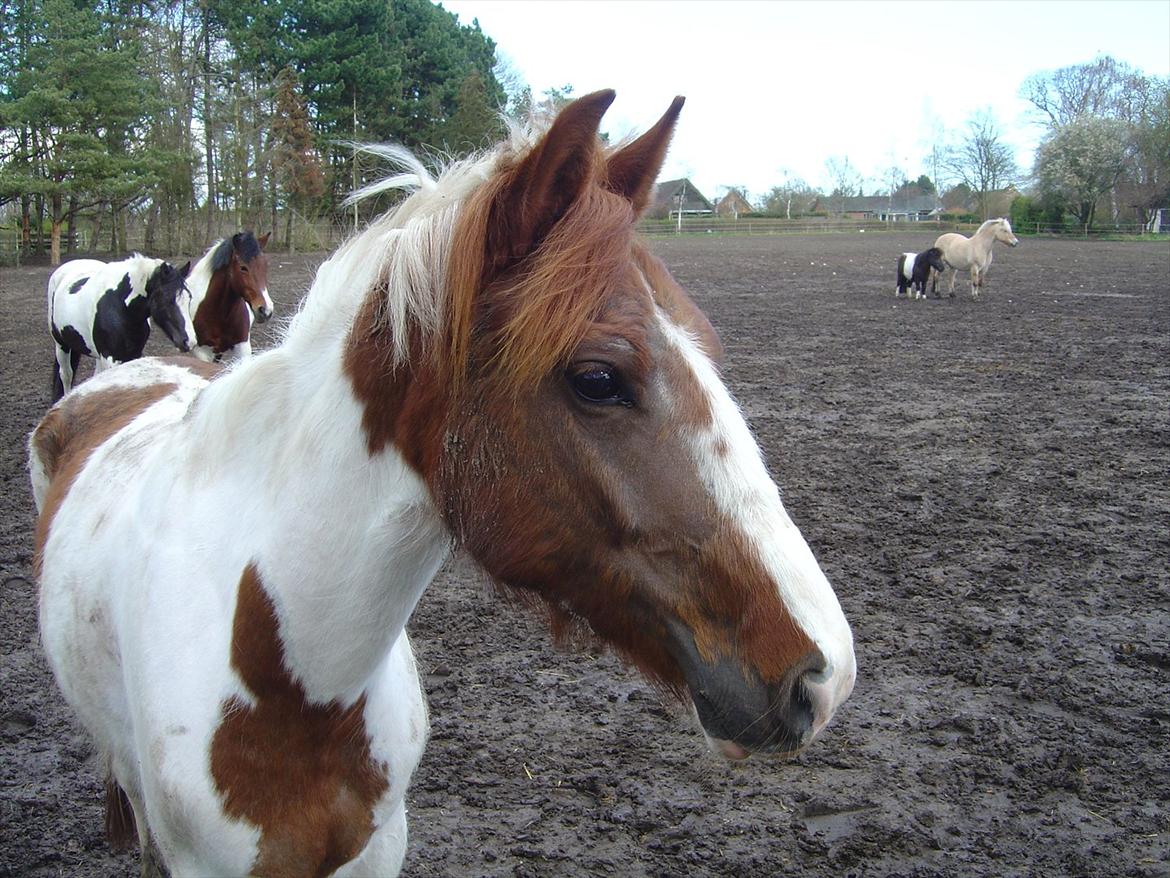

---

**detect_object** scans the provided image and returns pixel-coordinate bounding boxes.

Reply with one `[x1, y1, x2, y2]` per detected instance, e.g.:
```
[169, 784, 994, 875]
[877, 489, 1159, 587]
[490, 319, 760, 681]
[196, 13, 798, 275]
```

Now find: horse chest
[194, 295, 250, 354]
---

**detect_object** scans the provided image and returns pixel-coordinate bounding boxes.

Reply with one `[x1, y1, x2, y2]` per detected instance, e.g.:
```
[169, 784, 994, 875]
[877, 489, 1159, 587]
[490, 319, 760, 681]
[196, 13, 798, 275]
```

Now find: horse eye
[240, 265, 249, 273]
[569, 365, 631, 407]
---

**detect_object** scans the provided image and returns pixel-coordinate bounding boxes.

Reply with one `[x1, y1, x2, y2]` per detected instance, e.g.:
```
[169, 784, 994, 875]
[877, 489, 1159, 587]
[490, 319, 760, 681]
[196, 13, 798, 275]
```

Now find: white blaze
[655, 307, 856, 733]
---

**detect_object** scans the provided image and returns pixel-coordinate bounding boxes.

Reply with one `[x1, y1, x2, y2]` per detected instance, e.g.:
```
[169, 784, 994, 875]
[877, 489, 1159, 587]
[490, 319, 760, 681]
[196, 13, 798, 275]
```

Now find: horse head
[994, 218, 1019, 247]
[923, 246, 947, 273]
[146, 260, 194, 352]
[224, 231, 273, 322]
[353, 91, 855, 759]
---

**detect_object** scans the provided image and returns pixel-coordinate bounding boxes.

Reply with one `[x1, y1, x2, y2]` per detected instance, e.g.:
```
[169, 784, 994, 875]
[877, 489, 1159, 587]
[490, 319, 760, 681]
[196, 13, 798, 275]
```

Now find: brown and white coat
[30, 91, 854, 877]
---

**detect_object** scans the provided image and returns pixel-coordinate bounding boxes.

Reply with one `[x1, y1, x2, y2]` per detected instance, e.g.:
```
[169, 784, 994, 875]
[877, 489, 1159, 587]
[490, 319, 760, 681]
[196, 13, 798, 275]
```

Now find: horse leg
[108, 765, 170, 878]
[138, 830, 169, 878]
[971, 267, 981, 299]
[52, 345, 74, 402]
[225, 340, 251, 361]
[947, 269, 957, 298]
[339, 800, 409, 877]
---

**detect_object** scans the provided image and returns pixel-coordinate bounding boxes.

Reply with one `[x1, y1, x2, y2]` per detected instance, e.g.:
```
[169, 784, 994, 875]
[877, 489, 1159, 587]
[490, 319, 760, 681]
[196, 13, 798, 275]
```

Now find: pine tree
[271, 66, 323, 252]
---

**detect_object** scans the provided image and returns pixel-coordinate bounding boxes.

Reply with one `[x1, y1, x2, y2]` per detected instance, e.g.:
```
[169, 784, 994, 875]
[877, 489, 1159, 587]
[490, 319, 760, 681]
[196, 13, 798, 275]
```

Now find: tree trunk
[50, 193, 63, 266]
[286, 208, 295, 255]
[35, 195, 45, 258]
[20, 196, 31, 255]
[203, 2, 216, 245]
[67, 196, 81, 254]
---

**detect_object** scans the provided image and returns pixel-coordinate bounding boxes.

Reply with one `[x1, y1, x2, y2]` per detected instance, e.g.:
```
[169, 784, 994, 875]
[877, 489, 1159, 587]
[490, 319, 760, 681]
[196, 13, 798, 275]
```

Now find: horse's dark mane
[210, 239, 234, 272]
[210, 232, 261, 272]
[232, 231, 262, 262]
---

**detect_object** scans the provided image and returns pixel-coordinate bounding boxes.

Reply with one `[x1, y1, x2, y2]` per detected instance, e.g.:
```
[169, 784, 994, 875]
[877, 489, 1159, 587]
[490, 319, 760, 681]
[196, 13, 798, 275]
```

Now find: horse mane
[290, 124, 637, 399]
[442, 153, 634, 397]
[230, 231, 262, 263]
[209, 238, 235, 272]
[209, 238, 233, 273]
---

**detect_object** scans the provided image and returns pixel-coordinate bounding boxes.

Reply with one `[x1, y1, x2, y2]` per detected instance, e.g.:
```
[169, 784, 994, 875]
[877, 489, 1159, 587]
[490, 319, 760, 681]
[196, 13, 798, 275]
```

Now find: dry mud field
[1, 232, 1167, 877]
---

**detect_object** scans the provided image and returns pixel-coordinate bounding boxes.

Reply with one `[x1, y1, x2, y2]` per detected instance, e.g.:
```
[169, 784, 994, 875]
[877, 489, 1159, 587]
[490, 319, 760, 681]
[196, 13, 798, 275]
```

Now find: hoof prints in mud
[2, 235, 1167, 876]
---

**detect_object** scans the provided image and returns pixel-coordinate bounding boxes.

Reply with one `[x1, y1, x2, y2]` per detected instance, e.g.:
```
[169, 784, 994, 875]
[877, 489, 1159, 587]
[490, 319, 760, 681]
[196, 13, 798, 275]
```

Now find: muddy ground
[1, 232, 1167, 877]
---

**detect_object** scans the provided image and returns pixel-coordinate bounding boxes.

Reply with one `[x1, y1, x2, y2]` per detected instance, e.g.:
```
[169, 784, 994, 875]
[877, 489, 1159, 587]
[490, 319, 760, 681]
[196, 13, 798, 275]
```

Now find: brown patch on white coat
[211, 564, 389, 877]
[32, 381, 180, 572]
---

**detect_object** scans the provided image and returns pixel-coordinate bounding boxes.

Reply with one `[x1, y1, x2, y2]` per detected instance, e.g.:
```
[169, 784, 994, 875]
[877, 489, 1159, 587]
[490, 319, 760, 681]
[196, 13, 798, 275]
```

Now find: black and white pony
[47, 254, 195, 402]
[896, 247, 946, 300]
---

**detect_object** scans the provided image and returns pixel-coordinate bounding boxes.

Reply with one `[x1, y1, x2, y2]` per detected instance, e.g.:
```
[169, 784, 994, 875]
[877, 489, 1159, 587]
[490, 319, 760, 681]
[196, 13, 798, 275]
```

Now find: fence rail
[4, 217, 1165, 266]
[635, 217, 1166, 238]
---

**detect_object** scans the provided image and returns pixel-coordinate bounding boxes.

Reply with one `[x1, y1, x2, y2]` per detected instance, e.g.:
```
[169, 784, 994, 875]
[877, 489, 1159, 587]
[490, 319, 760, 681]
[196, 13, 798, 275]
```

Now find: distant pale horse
[932, 217, 1019, 299]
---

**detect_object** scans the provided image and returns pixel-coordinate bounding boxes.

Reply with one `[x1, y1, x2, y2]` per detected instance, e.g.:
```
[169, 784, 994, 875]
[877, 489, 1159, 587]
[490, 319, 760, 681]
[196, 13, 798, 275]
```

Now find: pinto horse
[46, 254, 194, 402]
[932, 217, 1019, 299]
[185, 231, 273, 362]
[29, 91, 855, 877]
[896, 246, 946, 299]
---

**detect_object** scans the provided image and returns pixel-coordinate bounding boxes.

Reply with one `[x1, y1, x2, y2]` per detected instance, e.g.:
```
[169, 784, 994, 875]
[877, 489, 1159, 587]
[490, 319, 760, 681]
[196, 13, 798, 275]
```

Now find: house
[651, 179, 714, 219]
[813, 194, 943, 221]
[714, 190, 754, 219]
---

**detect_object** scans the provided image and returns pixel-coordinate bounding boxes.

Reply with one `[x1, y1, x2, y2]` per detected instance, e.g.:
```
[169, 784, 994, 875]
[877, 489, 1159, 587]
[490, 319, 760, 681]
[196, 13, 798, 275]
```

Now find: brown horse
[29, 91, 854, 876]
[186, 231, 273, 361]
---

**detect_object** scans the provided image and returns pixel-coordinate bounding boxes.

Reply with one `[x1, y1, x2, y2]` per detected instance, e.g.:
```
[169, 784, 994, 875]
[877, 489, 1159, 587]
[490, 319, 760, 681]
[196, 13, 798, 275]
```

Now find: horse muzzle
[667, 621, 846, 759]
[254, 305, 273, 323]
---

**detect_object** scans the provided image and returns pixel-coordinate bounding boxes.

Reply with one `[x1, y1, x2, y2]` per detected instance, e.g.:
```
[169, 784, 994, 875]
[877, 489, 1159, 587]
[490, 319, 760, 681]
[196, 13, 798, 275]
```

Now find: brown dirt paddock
[1, 232, 1167, 877]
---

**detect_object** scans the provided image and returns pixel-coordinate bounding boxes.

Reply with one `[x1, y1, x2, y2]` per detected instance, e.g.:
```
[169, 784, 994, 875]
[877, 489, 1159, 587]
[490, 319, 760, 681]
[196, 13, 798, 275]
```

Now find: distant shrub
[1010, 196, 1067, 232]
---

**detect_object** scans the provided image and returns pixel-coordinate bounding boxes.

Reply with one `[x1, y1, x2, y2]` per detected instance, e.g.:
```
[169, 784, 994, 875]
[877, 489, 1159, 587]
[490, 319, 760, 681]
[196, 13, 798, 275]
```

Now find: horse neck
[188, 166, 487, 701]
[189, 320, 451, 703]
[187, 247, 227, 313]
[972, 222, 999, 252]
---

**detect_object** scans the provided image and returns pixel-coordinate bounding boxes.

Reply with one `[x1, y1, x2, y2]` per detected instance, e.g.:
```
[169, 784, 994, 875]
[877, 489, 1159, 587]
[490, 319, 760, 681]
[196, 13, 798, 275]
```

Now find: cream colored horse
[932, 218, 1019, 299]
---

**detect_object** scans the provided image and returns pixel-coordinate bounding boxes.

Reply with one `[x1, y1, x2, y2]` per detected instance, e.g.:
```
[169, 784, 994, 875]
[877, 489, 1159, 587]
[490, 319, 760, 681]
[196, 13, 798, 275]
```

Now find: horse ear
[484, 88, 615, 277]
[178, 261, 192, 279]
[605, 96, 685, 215]
[258, 232, 270, 250]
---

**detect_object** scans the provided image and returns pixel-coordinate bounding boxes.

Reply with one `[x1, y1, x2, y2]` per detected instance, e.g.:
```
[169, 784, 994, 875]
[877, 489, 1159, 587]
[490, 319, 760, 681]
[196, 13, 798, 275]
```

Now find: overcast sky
[438, 0, 1170, 201]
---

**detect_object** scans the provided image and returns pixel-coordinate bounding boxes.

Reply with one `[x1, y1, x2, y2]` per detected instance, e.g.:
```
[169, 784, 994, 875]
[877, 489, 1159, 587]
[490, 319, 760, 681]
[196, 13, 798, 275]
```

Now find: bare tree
[824, 155, 860, 215]
[1020, 55, 1144, 127]
[945, 110, 1017, 219]
[761, 173, 818, 218]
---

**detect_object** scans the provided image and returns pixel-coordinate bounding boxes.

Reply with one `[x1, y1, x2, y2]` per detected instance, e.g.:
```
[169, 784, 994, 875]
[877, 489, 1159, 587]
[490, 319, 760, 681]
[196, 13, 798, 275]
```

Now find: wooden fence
[4, 216, 1165, 265]
[634, 216, 1166, 238]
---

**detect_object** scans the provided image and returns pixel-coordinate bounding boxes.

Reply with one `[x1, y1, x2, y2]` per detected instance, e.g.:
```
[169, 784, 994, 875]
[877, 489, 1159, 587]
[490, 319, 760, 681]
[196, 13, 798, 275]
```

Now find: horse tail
[104, 773, 138, 852]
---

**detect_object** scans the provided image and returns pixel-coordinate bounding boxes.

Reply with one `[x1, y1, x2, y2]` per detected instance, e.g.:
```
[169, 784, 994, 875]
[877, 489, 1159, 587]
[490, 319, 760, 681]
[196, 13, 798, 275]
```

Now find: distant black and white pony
[47, 255, 194, 402]
[895, 247, 946, 300]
